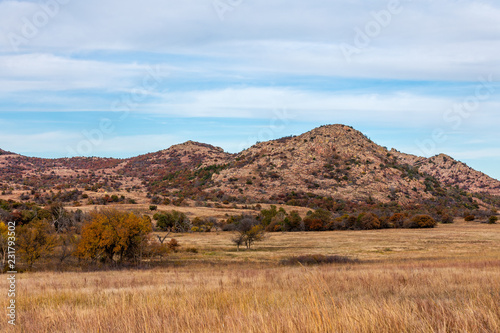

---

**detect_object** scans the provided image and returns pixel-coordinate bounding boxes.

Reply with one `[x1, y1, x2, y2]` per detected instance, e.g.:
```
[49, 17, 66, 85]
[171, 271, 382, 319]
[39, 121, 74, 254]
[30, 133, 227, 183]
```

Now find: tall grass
[3, 260, 499, 332]
[4, 222, 500, 332]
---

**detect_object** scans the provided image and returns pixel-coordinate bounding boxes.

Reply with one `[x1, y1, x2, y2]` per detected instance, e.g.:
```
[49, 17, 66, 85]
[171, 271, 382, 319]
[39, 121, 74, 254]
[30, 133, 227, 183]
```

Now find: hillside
[208, 125, 500, 205]
[0, 124, 499, 211]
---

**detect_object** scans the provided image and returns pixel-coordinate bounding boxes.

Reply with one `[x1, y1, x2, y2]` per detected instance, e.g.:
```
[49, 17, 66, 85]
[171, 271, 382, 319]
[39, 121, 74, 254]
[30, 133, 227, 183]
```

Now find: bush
[149, 205, 157, 211]
[388, 213, 406, 228]
[304, 218, 325, 231]
[167, 238, 180, 252]
[356, 212, 381, 230]
[488, 216, 498, 224]
[464, 215, 475, 222]
[408, 215, 437, 228]
[184, 247, 198, 253]
[303, 209, 332, 231]
[440, 214, 454, 224]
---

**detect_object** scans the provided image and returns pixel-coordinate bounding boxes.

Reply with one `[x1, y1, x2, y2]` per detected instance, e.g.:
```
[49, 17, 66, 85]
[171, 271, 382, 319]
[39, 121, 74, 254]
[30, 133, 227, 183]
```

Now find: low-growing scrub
[280, 254, 360, 266]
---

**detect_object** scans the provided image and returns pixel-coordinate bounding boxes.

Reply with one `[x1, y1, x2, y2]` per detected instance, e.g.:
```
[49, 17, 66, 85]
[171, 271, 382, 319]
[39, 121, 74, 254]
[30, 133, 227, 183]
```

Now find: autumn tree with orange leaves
[76, 209, 152, 264]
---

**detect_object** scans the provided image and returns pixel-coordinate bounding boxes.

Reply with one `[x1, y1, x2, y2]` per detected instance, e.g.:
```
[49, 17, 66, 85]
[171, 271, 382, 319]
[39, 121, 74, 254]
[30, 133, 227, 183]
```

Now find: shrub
[144, 242, 169, 261]
[464, 215, 475, 222]
[304, 218, 325, 231]
[356, 212, 381, 230]
[408, 215, 437, 228]
[440, 214, 454, 224]
[488, 216, 498, 224]
[167, 238, 180, 252]
[303, 209, 332, 231]
[149, 205, 157, 211]
[388, 213, 406, 228]
[280, 254, 359, 266]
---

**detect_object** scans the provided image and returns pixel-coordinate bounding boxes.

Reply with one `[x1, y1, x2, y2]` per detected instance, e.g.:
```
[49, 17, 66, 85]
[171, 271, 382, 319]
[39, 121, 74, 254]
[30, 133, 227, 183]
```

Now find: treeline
[0, 205, 175, 272]
[0, 198, 497, 272]
[222, 205, 442, 233]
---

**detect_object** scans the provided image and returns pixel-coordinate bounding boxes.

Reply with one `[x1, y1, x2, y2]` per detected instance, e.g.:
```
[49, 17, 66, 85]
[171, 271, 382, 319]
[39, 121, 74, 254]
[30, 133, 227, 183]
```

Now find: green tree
[154, 210, 191, 232]
[283, 210, 303, 231]
[260, 205, 282, 226]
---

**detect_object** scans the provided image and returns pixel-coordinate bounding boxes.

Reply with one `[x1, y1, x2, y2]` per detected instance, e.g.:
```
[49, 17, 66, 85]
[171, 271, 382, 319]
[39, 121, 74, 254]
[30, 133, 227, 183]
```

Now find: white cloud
[0, 130, 179, 158]
[0, 0, 498, 176]
[0, 0, 499, 81]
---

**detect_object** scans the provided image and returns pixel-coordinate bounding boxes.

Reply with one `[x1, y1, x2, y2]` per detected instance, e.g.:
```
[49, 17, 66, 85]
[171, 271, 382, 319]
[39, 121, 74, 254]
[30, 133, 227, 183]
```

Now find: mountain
[0, 124, 499, 210]
[207, 125, 500, 205]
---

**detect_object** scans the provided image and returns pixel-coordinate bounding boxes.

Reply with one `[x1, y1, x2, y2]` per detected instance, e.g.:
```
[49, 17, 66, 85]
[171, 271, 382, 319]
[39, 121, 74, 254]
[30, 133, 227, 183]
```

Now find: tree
[245, 225, 265, 249]
[231, 216, 265, 250]
[76, 209, 152, 264]
[231, 232, 246, 251]
[260, 205, 286, 226]
[283, 210, 303, 231]
[0, 222, 8, 270]
[304, 209, 332, 231]
[17, 220, 58, 269]
[49, 203, 73, 232]
[356, 212, 381, 230]
[57, 232, 78, 266]
[154, 210, 191, 232]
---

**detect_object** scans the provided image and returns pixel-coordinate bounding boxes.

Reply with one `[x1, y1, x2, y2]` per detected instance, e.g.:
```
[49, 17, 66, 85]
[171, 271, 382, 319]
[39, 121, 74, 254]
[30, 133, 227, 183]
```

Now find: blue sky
[0, 0, 499, 179]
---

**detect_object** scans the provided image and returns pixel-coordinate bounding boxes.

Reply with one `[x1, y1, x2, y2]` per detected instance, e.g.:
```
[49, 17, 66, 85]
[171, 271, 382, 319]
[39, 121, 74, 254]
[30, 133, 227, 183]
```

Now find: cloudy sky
[0, 0, 499, 179]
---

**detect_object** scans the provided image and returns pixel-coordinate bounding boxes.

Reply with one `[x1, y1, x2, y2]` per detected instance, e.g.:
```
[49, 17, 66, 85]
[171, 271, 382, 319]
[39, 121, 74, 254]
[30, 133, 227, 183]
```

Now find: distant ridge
[0, 124, 499, 208]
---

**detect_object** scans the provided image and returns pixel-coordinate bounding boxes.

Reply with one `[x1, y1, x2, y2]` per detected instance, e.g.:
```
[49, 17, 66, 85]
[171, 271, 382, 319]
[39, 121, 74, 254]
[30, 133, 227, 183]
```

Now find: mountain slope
[0, 124, 498, 209]
[209, 125, 500, 205]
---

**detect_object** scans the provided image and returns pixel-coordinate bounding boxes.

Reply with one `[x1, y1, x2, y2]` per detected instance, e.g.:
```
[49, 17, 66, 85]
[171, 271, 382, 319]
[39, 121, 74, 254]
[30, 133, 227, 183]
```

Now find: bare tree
[232, 216, 265, 250]
[156, 230, 171, 244]
[231, 233, 246, 251]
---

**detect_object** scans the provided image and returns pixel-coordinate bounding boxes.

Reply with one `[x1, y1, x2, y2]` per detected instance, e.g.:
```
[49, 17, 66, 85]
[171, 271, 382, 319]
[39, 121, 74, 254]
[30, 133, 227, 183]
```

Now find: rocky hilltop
[0, 124, 498, 209]
[207, 125, 499, 204]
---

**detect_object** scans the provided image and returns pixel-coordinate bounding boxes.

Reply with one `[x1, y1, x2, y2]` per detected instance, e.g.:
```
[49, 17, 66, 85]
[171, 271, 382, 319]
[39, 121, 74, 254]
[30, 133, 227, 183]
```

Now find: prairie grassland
[4, 221, 500, 332]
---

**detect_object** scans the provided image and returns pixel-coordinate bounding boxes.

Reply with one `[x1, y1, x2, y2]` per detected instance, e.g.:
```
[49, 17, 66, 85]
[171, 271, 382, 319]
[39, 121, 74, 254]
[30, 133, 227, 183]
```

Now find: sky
[0, 0, 499, 180]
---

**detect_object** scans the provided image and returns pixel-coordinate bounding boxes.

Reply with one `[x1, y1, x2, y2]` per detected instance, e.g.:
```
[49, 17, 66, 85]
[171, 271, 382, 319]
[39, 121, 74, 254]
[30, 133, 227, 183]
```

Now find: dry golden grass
[3, 221, 500, 332]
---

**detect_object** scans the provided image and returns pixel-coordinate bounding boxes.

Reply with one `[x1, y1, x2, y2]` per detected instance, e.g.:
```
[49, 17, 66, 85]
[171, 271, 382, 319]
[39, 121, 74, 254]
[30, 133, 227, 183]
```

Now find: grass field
[3, 220, 500, 332]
